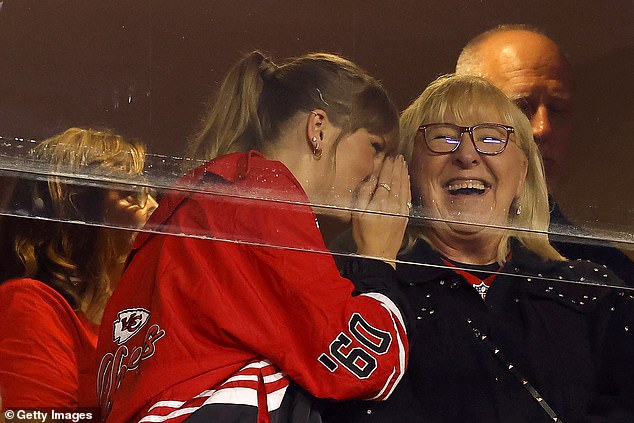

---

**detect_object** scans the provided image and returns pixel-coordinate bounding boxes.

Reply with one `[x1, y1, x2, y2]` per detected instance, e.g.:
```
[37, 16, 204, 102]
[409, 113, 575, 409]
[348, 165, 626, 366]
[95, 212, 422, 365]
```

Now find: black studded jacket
[324, 239, 634, 423]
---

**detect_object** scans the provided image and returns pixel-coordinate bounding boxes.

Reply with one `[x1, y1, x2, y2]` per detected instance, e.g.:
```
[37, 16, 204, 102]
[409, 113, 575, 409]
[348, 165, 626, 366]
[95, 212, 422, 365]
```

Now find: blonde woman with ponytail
[0, 128, 157, 409]
[97, 51, 412, 423]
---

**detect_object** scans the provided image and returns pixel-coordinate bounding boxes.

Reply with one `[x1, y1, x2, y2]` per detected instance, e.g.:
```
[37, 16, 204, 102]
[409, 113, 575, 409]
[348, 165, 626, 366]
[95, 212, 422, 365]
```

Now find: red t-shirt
[97, 151, 408, 423]
[0, 278, 99, 408]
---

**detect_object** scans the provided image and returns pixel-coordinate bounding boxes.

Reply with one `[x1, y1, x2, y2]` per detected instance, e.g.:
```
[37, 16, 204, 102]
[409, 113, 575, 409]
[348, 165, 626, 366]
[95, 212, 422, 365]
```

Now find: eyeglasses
[418, 123, 514, 155]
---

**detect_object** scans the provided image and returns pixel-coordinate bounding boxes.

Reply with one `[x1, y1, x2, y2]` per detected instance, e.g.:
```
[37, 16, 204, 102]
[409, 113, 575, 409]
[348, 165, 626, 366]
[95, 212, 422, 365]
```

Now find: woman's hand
[103, 189, 158, 230]
[352, 155, 411, 268]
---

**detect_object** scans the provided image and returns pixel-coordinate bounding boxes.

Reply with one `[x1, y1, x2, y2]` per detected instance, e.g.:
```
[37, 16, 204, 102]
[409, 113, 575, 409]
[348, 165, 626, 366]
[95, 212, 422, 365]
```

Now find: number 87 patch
[318, 313, 392, 379]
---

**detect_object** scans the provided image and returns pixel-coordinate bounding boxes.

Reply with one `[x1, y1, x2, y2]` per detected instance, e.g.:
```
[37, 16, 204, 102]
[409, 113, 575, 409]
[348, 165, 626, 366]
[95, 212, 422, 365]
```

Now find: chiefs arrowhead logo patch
[113, 308, 151, 345]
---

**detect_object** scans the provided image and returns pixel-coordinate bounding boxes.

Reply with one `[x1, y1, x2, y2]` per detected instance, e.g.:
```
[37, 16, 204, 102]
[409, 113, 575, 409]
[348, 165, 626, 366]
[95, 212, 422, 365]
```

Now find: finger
[384, 155, 408, 215]
[400, 159, 412, 215]
[391, 155, 407, 200]
[391, 155, 404, 192]
[355, 174, 377, 211]
[371, 158, 393, 206]
[382, 156, 405, 213]
[377, 156, 395, 186]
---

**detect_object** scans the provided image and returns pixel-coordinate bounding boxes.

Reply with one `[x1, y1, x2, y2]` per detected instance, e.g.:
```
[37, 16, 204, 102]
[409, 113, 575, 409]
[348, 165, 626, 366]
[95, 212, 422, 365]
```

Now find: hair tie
[259, 57, 278, 81]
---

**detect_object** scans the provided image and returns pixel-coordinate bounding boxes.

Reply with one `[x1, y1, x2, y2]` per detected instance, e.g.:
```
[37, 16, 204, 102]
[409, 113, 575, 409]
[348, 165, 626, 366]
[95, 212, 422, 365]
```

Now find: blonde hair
[8, 128, 147, 321]
[186, 51, 399, 165]
[400, 74, 563, 263]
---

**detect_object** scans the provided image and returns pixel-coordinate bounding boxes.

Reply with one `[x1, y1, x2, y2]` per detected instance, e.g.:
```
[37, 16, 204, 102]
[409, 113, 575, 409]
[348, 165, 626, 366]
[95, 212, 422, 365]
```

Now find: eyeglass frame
[417, 123, 515, 155]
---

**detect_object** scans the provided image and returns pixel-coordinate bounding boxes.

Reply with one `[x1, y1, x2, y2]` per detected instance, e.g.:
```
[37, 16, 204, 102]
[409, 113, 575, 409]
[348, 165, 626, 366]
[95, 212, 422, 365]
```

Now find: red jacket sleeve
[0, 280, 80, 408]
[159, 188, 408, 401]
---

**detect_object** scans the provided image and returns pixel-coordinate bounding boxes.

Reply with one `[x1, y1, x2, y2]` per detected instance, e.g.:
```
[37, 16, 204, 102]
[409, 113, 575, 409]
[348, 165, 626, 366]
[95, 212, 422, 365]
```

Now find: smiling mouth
[446, 180, 490, 196]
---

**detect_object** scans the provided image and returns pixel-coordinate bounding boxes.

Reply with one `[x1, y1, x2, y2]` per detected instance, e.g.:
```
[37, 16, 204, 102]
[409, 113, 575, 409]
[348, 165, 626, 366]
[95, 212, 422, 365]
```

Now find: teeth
[447, 181, 486, 192]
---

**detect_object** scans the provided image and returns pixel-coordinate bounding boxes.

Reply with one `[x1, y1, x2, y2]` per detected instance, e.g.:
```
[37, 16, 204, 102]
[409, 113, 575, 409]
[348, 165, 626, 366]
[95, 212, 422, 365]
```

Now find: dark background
[0, 0, 632, 246]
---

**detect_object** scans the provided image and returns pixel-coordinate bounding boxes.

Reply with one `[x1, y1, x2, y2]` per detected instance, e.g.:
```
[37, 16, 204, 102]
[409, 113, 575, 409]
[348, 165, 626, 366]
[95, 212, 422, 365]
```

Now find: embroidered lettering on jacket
[98, 309, 165, 420]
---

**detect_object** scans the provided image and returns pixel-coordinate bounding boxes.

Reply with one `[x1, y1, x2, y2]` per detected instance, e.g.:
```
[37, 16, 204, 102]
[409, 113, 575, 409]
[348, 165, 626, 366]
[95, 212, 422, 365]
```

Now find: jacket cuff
[336, 256, 398, 294]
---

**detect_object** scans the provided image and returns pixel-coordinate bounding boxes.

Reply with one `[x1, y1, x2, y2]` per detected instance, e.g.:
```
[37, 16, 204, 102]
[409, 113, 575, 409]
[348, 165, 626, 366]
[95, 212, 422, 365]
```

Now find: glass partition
[0, 1, 633, 421]
[1, 0, 632, 284]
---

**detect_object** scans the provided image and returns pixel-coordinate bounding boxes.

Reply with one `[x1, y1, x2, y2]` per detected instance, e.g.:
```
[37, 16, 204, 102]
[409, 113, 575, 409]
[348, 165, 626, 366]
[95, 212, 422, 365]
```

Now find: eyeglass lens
[425, 124, 508, 154]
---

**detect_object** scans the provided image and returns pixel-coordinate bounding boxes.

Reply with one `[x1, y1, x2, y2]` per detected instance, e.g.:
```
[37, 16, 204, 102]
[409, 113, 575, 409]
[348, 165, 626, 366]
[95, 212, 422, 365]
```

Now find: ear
[306, 108, 328, 141]
[305, 109, 332, 158]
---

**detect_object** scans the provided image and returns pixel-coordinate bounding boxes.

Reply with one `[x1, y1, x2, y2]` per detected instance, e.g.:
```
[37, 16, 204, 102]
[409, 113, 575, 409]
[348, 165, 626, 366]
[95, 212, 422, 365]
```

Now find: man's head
[456, 25, 574, 191]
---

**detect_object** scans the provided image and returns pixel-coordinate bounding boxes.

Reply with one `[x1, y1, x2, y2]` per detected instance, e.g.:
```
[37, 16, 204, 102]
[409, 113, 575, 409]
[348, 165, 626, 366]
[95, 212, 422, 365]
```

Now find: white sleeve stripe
[263, 372, 285, 384]
[138, 407, 200, 422]
[368, 367, 397, 401]
[359, 293, 407, 401]
[376, 301, 407, 400]
[222, 374, 259, 384]
[141, 387, 261, 422]
[242, 359, 273, 370]
[140, 364, 288, 421]
[140, 385, 290, 422]
[202, 386, 259, 407]
[221, 372, 284, 385]
[193, 389, 215, 398]
[147, 400, 186, 411]
[359, 292, 407, 335]
[266, 385, 288, 412]
[367, 306, 405, 400]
